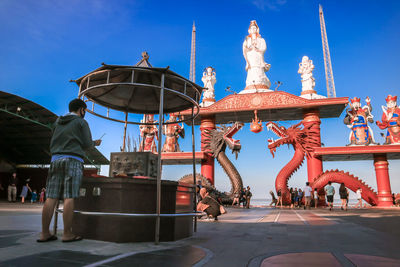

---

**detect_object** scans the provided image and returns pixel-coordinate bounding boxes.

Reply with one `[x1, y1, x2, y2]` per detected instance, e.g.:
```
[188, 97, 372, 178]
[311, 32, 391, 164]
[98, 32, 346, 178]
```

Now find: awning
[0, 91, 109, 165]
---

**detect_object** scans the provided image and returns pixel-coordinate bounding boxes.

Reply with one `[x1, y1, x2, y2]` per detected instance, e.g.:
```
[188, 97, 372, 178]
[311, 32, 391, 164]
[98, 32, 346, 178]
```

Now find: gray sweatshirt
[50, 114, 94, 159]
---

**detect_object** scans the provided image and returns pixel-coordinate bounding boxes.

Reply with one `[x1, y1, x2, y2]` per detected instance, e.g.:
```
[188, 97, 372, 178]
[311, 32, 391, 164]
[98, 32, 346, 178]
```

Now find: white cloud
[252, 0, 287, 11]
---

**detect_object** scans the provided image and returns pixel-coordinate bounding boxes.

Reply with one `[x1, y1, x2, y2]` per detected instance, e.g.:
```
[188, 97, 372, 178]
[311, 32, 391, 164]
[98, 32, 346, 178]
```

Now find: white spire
[189, 21, 196, 83]
[319, 4, 336, 98]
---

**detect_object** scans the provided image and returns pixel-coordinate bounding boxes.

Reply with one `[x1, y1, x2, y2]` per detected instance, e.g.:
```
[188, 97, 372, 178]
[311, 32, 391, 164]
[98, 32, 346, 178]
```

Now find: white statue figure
[298, 56, 326, 99]
[298, 56, 315, 93]
[241, 20, 272, 93]
[200, 66, 216, 107]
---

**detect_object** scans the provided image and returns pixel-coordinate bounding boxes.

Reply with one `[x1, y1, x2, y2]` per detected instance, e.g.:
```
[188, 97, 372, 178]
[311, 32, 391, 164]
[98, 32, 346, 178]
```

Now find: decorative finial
[141, 51, 149, 60]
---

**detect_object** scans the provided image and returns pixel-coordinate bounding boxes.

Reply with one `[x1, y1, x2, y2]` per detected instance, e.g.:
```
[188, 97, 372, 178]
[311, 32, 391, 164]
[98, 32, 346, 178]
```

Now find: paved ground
[1, 201, 400, 266]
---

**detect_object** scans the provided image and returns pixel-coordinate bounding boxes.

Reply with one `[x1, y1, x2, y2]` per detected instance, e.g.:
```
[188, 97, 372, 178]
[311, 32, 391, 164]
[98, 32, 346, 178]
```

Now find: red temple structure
[161, 20, 400, 208]
[162, 90, 400, 208]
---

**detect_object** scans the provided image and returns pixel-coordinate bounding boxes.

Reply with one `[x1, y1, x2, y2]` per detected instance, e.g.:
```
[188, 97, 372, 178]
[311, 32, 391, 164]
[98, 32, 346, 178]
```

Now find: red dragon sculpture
[266, 121, 378, 206]
[179, 122, 244, 202]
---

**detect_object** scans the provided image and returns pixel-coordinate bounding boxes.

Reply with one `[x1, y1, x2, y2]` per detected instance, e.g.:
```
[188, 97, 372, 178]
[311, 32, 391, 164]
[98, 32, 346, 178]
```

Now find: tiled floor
[1, 202, 400, 266]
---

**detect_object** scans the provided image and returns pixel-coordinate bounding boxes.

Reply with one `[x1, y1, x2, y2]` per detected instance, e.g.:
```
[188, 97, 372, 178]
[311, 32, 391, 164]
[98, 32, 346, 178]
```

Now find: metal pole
[122, 112, 128, 152]
[191, 107, 197, 232]
[155, 73, 165, 244]
[53, 200, 60, 236]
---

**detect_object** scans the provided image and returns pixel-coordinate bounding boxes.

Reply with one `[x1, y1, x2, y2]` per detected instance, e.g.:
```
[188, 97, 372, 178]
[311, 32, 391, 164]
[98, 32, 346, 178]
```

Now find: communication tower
[319, 4, 336, 98]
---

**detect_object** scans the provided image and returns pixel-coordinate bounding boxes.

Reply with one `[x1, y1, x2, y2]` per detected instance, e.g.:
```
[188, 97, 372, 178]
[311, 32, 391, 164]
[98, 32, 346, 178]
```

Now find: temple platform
[2, 201, 400, 266]
[313, 144, 400, 161]
[161, 152, 207, 165]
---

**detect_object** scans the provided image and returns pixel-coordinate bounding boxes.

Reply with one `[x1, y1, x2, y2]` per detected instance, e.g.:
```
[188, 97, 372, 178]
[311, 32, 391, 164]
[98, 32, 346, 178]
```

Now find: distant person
[393, 193, 396, 205]
[303, 182, 312, 210]
[8, 172, 18, 202]
[196, 180, 202, 202]
[277, 189, 283, 209]
[290, 188, 295, 208]
[354, 188, 363, 209]
[314, 188, 319, 208]
[395, 193, 400, 207]
[325, 181, 335, 211]
[245, 186, 252, 209]
[39, 188, 46, 204]
[31, 190, 38, 203]
[197, 188, 221, 221]
[269, 190, 277, 207]
[339, 183, 348, 211]
[240, 188, 247, 208]
[297, 189, 303, 208]
[294, 188, 299, 208]
[38, 99, 101, 243]
[20, 179, 32, 204]
[232, 191, 240, 207]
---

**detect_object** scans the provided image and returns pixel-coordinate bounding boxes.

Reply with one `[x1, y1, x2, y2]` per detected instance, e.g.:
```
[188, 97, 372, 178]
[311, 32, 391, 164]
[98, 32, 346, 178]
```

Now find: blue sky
[1, 0, 400, 199]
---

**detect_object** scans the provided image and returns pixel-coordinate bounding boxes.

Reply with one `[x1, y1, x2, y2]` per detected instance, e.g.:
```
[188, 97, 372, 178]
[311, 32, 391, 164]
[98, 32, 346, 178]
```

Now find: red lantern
[250, 110, 263, 133]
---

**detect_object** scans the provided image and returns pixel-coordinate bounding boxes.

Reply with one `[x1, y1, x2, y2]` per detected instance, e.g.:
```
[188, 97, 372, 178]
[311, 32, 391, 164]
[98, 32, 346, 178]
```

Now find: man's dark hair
[69, 99, 87, 112]
[328, 181, 332, 185]
[306, 182, 310, 186]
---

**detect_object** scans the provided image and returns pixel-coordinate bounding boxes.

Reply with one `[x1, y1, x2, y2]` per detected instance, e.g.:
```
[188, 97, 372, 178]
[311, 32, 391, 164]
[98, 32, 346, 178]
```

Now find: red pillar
[374, 154, 392, 207]
[200, 116, 216, 185]
[303, 109, 323, 183]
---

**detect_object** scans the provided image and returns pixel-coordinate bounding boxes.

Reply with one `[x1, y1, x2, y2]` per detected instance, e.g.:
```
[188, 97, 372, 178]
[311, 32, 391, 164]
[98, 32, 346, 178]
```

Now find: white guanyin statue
[200, 66, 216, 107]
[241, 20, 272, 93]
[298, 56, 326, 99]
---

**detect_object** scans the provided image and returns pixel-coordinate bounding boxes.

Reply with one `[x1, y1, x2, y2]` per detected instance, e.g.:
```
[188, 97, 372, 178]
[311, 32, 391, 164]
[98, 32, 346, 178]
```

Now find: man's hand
[94, 139, 102, 146]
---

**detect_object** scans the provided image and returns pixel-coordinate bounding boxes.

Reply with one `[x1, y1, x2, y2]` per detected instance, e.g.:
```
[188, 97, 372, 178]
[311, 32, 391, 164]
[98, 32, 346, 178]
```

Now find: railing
[52, 208, 204, 236]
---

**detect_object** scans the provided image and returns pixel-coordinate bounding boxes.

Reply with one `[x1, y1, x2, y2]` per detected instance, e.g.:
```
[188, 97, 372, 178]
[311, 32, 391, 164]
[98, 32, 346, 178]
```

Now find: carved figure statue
[376, 95, 400, 144]
[179, 122, 244, 203]
[298, 56, 316, 93]
[139, 114, 158, 153]
[200, 67, 216, 107]
[344, 97, 377, 146]
[298, 56, 326, 99]
[266, 121, 378, 206]
[242, 20, 271, 91]
[162, 114, 185, 152]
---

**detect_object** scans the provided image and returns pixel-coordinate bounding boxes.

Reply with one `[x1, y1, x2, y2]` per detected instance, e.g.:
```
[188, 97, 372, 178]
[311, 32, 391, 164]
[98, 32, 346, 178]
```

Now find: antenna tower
[189, 22, 196, 83]
[319, 4, 336, 98]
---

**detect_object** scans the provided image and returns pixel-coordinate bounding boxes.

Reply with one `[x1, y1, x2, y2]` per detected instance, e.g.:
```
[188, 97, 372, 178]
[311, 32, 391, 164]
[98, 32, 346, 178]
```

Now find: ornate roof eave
[180, 91, 348, 125]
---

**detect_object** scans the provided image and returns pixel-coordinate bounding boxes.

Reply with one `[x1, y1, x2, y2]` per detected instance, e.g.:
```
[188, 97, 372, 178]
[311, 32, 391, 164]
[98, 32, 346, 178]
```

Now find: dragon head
[203, 122, 244, 159]
[266, 121, 320, 158]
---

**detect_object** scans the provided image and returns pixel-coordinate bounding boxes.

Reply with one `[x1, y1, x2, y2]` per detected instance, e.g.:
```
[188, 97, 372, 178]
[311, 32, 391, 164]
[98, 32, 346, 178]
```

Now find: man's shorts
[327, 195, 334, 203]
[46, 158, 83, 199]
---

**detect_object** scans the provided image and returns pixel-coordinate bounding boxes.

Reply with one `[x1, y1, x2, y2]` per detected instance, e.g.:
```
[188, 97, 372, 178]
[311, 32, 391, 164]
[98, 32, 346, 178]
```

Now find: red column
[374, 154, 392, 207]
[200, 116, 216, 185]
[303, 109, 323, 183]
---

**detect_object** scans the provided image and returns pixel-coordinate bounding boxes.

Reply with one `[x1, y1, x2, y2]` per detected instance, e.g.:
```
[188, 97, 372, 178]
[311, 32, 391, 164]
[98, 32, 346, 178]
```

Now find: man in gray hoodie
[38, 99, 101, 242]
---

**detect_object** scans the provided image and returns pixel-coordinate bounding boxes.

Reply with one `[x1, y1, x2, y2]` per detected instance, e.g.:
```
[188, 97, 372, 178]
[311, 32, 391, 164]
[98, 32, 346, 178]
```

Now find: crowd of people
[1, 172, 47, 204]
[268, 181, 383, 210]
[195, 181, 253, 221]
[231, 186, 252, 209]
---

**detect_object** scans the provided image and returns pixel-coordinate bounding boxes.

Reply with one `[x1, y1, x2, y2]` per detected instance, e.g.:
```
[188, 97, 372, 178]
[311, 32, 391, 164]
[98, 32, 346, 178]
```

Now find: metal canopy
[0, 91, 109, 165]
[73, 64, 204, 115]
[313, 145, 400, 161]
[73, 57, 202, 244]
